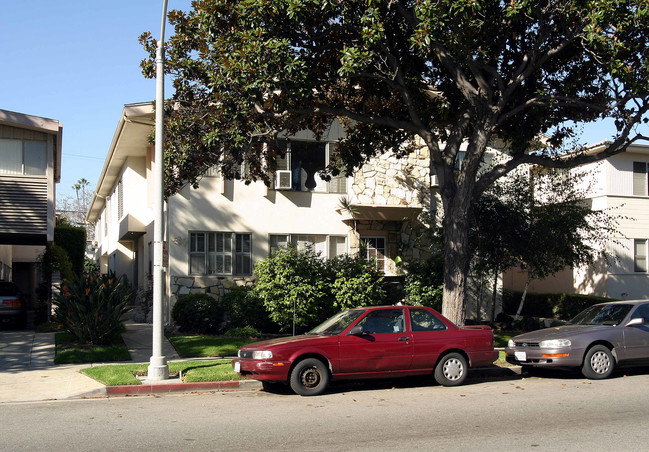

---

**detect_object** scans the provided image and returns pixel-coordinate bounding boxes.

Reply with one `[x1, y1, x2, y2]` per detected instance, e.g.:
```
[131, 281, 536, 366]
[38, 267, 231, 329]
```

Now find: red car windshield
[307, 309, 366, 335]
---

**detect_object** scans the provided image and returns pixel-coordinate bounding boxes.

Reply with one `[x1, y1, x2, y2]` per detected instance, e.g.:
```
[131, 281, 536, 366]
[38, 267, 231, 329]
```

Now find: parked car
[505, 300, 649, 379]
[232, 305, 498, 395]
[0, 282, 27, 328]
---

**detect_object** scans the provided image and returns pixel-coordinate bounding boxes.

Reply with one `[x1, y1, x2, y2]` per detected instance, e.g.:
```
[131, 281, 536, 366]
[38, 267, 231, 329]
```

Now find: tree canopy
[471, 166, 619, 319]
[141, 0, 649, 324]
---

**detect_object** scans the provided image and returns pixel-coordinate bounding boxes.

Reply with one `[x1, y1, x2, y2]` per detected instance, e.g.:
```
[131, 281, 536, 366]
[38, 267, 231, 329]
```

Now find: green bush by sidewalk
[53, 272, 133, 345]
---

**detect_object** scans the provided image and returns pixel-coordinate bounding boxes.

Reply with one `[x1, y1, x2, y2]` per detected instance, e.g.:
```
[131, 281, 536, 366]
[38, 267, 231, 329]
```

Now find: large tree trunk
[441, 207, 472, 326]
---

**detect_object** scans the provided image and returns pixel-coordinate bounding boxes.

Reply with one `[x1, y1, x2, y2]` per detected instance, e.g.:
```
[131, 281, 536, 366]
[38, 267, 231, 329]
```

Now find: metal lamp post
[147, 0, 170, 381]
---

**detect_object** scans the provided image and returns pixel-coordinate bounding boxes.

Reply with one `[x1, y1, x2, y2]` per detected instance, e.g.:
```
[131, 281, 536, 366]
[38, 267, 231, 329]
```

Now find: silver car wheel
[434, 353, 468, 386]
[582, 345, 615, 380]
[443, 358, 464, 381]
[590, 350, 611, 375]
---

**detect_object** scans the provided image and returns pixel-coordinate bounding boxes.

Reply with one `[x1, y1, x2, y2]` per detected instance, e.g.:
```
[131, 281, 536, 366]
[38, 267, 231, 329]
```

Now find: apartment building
[0, 108, 62, 305]
[505, 142, 649, 300]
[87, 103, 438, 320]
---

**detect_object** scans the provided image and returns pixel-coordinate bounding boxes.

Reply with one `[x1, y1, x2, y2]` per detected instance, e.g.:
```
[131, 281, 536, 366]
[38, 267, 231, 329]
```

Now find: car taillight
[2, 299, 21, 307]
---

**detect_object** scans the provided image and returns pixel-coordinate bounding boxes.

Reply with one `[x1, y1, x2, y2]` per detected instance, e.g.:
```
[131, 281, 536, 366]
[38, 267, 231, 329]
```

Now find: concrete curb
[94, 367, 519, 398]
[103, 379, 262, 397]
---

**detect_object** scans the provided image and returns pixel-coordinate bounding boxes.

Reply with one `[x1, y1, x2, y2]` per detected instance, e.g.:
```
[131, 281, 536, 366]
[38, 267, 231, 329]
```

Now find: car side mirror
[348, 325, 365, 336]
[626, 318, 644, 327]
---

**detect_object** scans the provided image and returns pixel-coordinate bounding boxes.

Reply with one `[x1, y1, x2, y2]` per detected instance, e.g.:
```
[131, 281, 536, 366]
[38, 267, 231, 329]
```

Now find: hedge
[503, 290, 615, 320]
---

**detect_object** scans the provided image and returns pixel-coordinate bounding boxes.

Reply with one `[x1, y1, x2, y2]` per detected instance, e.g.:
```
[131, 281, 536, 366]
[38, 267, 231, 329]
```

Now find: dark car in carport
[0, 282, 27, 328]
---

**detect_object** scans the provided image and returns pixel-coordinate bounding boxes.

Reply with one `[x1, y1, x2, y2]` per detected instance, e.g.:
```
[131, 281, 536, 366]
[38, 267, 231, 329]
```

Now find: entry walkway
[0, 322, 179, 403]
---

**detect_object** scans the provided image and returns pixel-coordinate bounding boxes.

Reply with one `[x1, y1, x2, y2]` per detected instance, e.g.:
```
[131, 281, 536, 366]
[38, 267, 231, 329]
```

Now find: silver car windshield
[569, 304, 632, 326]
[308, 310, 366, 335]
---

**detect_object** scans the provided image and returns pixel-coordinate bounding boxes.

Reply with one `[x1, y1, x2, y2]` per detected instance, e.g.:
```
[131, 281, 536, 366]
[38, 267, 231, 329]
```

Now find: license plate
[233, 361, 241, 373]
[515, 351, 527, 361]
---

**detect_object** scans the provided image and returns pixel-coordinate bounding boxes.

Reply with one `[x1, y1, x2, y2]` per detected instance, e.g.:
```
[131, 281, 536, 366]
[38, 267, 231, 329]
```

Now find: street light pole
[147, 0, 170, 381]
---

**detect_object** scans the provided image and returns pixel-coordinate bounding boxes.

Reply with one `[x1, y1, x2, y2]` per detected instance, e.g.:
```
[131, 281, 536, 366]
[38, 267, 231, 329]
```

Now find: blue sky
[2, 0, 192, 199]
[1, 1, 641, 200]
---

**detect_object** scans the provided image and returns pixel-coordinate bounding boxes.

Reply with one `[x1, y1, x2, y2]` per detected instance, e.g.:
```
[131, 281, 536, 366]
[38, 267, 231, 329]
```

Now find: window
[631, 303, 649, 323]
[356, 309, 405, 334]
[269, 234, 347, 258]
[633, 162, 648, 196]
[273, 140, 347, 193]
[189, 232, 252, 275]
[361, 237, 386, 272]
[410, 308, 447, 332]
[0, 139, 47, 175]
[635, 239, 647, 273]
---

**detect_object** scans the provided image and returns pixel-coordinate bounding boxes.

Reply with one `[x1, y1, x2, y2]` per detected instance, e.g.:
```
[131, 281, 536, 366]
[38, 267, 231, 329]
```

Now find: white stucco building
[504, 142, 649, 300]
[87, 103, 439, 320]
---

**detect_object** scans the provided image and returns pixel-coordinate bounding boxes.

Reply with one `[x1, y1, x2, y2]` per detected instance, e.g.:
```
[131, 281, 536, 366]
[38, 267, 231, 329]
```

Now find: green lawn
[54, 332, 131, 364]
[166, 334, 258, 358]
[75, 332, 513, 386]
[81, 360, 241, 386]
[493, 332, 513, 348]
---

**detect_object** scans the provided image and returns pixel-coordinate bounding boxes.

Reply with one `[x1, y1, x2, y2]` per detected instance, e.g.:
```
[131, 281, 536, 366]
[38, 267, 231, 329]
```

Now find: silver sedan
[505, 300, 649, 379]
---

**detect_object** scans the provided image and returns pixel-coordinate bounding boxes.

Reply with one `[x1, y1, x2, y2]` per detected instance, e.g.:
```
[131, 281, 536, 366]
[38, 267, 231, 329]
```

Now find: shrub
[54, 223, 87, 277]
[553, 293, 612, 320]
[403, 257, 444, 311]
[221, 286, 276, 332]
[39, 243, 74, 282]
[53, 272, 133, 345]
[172, 293, 226, 334]
[253, 246, 332, 332]
[503, 290, 614, 320]
[329, 254, 387, 310]
[224, 326, 261, 338]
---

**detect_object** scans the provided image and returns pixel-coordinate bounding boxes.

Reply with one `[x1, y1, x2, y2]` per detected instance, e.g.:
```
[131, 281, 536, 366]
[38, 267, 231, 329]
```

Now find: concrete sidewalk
[0, 325, 518, 403]
[0, 322, 258, 404]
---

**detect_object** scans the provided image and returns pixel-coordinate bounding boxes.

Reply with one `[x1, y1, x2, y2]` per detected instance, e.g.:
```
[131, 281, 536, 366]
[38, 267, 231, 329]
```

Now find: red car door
[338, 308, 413, 374]
[408, 307, 456, 370]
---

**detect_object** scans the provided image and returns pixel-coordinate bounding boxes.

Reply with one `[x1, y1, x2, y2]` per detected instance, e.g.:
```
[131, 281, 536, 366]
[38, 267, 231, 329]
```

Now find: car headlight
[252, 350, 273, 360]
[508, 339, 515, 348]
[539, 339, 571, 348]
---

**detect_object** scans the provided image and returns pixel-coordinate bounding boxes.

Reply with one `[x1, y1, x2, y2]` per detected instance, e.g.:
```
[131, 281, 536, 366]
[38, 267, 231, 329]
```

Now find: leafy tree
[141, 1, 649, 324]
[471, 167, 619, 320]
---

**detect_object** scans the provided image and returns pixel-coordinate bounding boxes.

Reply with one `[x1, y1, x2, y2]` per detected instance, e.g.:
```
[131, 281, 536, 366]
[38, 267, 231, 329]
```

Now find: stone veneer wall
[350, 146, 431, 208]
[170, 275, 256, 305]
[348, 146, 434, 268]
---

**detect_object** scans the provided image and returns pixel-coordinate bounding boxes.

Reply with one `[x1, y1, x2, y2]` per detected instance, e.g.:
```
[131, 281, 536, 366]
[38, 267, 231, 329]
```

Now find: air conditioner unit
[431, 175, 439, 187]
[275, 170, 292, 190]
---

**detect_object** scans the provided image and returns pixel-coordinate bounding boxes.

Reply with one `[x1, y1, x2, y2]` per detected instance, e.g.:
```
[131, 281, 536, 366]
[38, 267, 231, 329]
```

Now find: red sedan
[232, 305, 498, 395]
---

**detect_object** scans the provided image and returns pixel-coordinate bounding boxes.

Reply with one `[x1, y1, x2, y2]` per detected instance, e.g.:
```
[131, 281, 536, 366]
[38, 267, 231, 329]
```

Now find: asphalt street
[3, 369, 649, 451]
